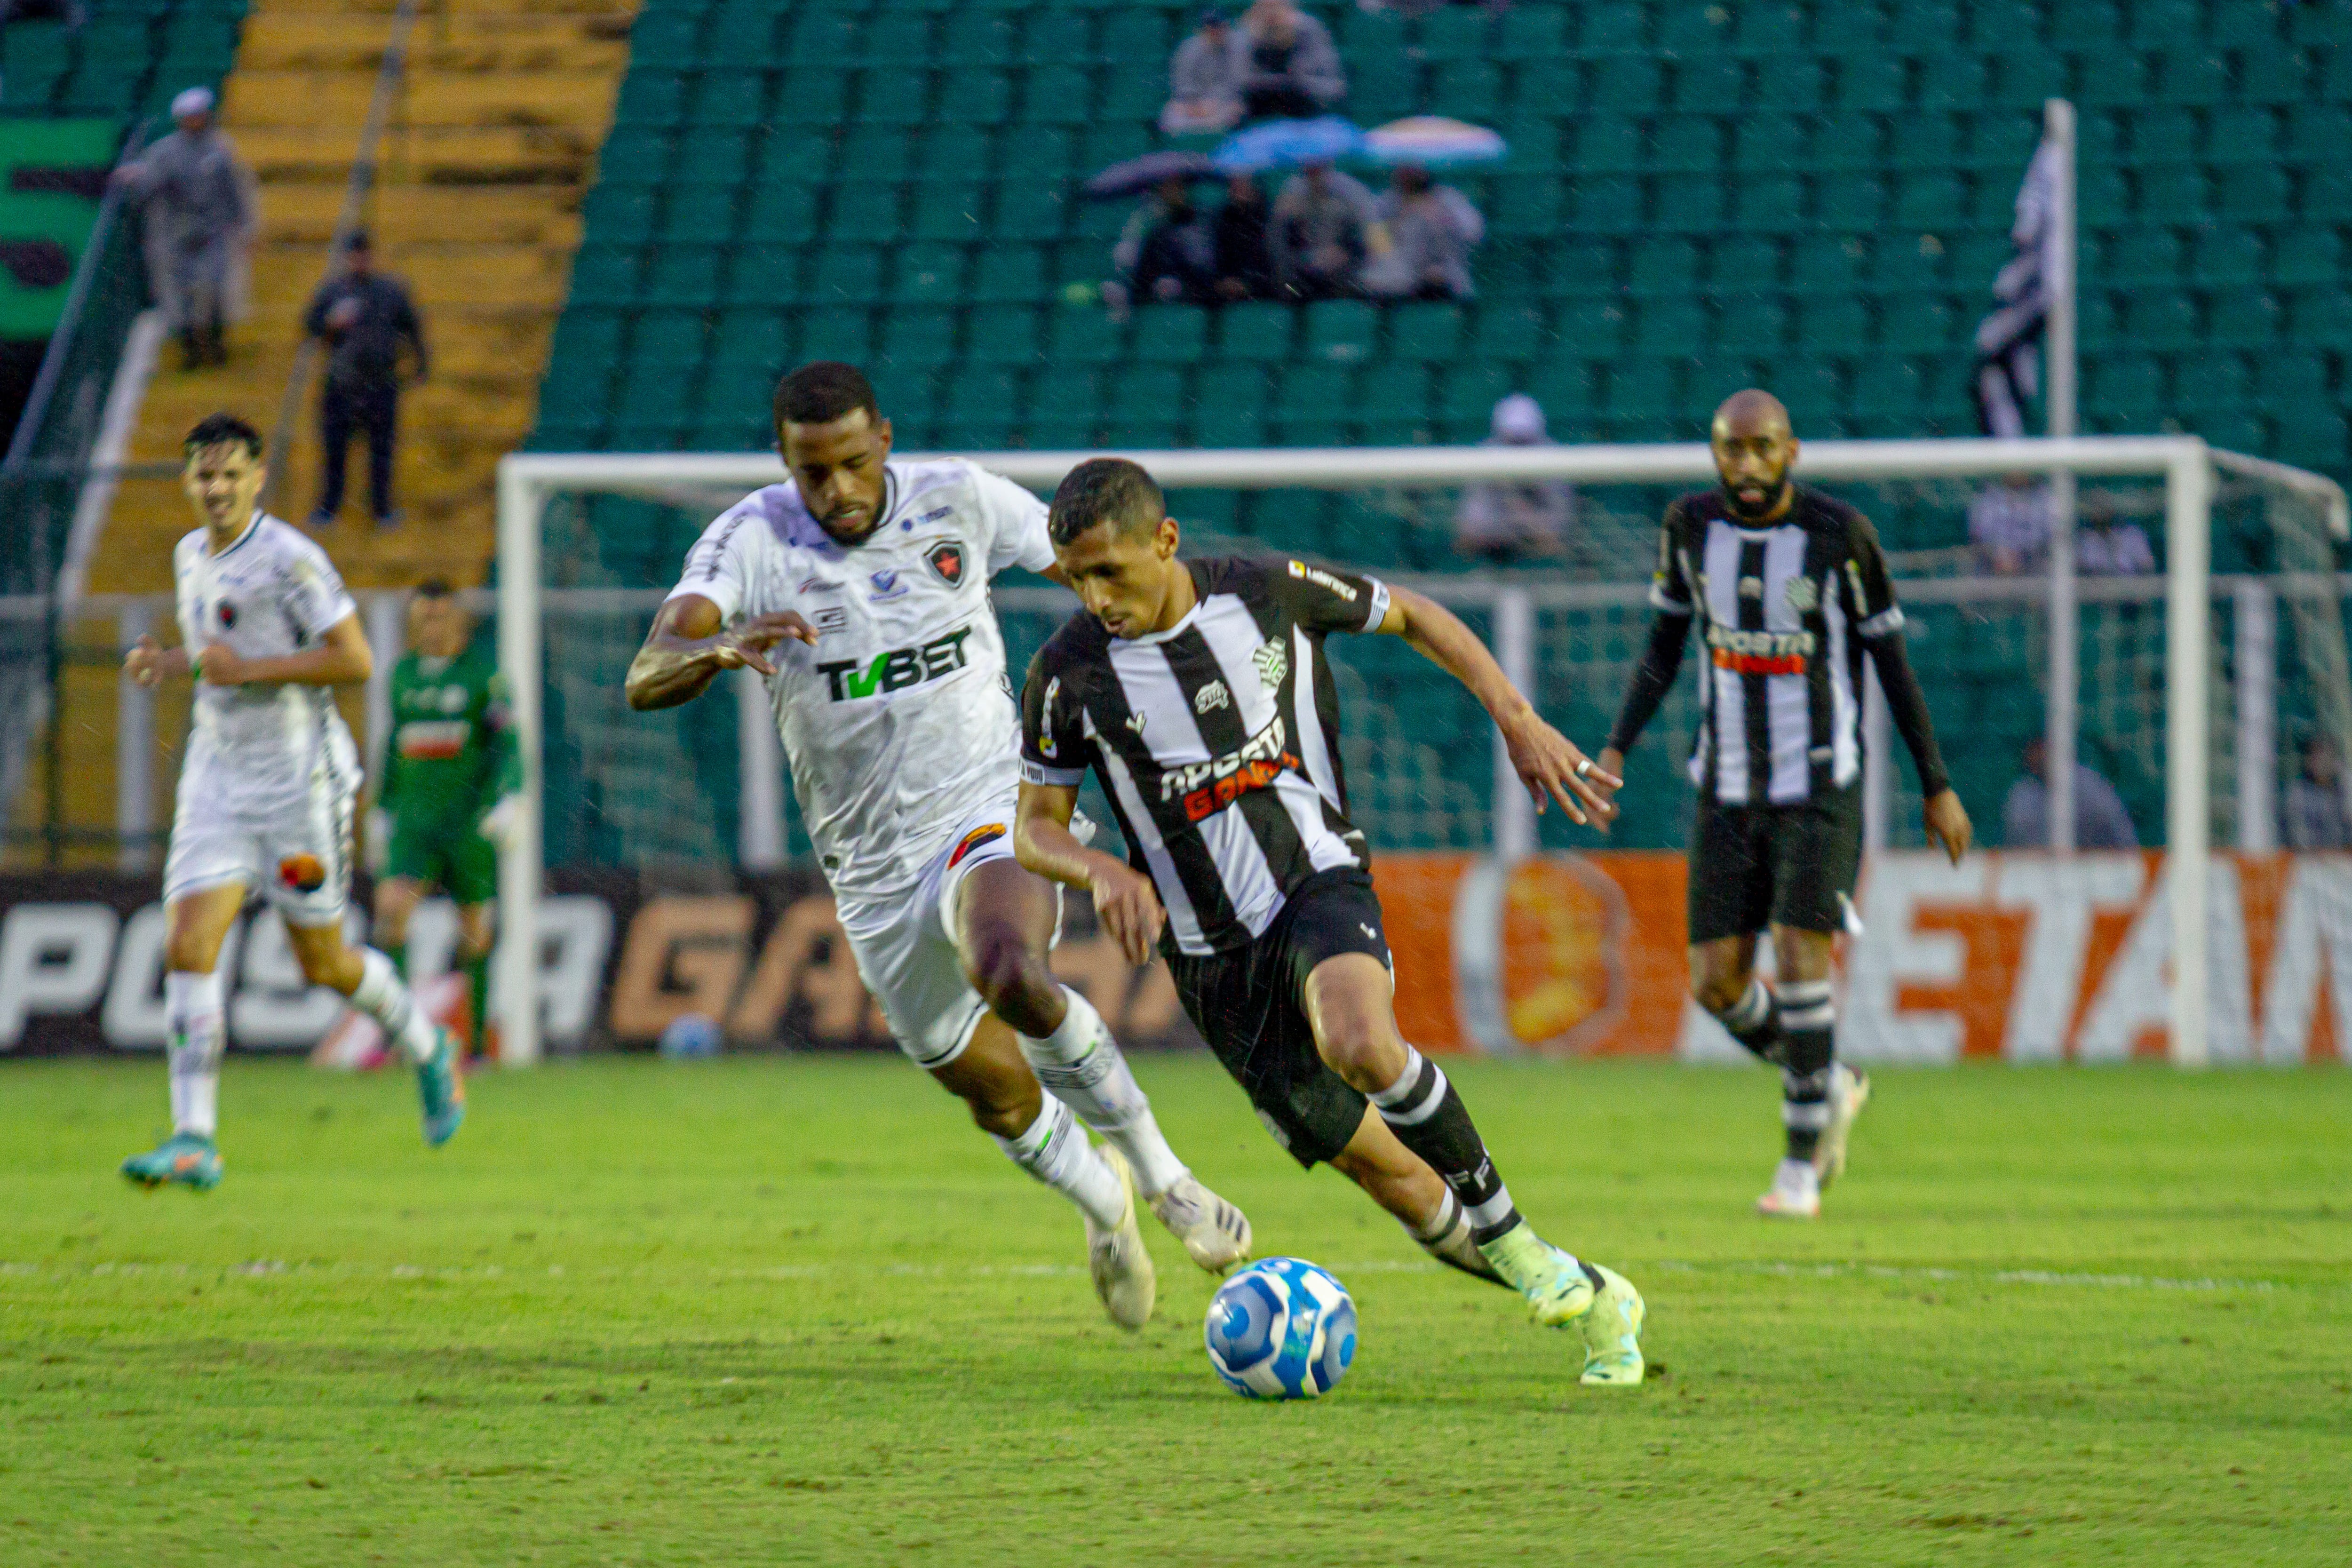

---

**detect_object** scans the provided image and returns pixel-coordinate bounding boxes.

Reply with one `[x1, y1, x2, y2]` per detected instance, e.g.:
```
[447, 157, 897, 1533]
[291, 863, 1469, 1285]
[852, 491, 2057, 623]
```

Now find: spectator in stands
[1362, 163, 1485, 301]
[303, 230, 427, 528]
[2283, 734, 2352, 850]
[110, 86, 254, 371]
[2003, 737, 2139, 850]
[1271, 161, 1381, 300]
[1106, 176, 1218, 314]
[1211, 173, 1278, 302]
[1236, 0, 1345, 120]
[1969, 472, 2050, 575]
[1454, 394, 1574, 564]
[1161, 9, 1245, 135]
[2075, 501, 2156, 576]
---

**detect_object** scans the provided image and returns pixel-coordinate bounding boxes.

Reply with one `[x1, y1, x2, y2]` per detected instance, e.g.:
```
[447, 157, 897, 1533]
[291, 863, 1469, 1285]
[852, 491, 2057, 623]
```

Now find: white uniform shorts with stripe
[834, 794, 1030, 1069]
[162, 736, 361, 927]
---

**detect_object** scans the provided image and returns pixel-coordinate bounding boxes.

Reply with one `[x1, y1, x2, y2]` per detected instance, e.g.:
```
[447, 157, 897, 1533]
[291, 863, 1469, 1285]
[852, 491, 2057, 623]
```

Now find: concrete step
[234, 123, 598, 184]
[242, 244, 576, 309]
[259, 184, 582, 247]
[225, 69, 621, 131]
[240, 13, 630, 72]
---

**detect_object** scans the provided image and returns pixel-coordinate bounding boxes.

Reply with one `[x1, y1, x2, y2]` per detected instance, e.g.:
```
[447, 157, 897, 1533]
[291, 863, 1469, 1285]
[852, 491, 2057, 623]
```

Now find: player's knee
[1691, 969, 1748, 1016]
[1313, 1017, 1394, 1091]
[963, 927, 1056, 1023]
[953, 1071, 1038, 1139]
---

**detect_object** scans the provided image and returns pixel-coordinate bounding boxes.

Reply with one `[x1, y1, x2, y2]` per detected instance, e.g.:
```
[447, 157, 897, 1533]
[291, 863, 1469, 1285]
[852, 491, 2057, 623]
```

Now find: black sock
[1369, 1046, 1521, 1245]
[1712, 976, 1785, 1065]
[1777, 979, 1836, 1162]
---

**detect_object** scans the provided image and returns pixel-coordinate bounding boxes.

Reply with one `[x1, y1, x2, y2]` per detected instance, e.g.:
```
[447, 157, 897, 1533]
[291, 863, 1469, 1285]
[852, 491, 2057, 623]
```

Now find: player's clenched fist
[123, 634, 180, 688]
[1089, 859, 1165, 967]
[710, 610, 819, 676]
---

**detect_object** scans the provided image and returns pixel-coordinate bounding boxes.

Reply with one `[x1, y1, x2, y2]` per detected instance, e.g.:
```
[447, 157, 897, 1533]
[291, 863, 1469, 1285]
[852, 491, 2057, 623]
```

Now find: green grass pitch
[3, 1055, 2346, 1566]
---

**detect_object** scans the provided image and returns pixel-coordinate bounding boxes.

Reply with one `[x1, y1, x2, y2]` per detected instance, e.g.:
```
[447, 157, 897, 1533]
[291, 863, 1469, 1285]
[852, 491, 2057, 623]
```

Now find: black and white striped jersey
[1020, 555, 1391, 956]
[1650, 486, 1905, 807]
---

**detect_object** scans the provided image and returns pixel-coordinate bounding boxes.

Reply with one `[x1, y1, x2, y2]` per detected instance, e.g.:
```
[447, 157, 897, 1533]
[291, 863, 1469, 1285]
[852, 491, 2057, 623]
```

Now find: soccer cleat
[1811, 1064, 1871, 1187]
[1086, 1145, 1156, 1330]
[1147, 1173, 1253, 1272]
[1755, 1157, 1821, 1218]
[415, 1026, 466, 1147]
[1573, 1264, 1647, 1386]
[121, 1132, 222, 1192]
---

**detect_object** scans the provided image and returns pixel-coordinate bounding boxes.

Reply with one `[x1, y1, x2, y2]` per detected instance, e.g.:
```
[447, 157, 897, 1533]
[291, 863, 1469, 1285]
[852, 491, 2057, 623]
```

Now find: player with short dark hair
[118, 414, 465, 1190]
[626, 364, 1250, 1330]
[1013, 456, 1648, 1386]
[368, 577, 518, 1053]
[1595, 390, 1971, 1218]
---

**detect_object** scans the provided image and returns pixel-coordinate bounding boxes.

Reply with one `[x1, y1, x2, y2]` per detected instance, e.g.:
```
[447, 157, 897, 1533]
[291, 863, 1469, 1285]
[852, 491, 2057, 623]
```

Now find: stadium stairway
[12, 0, 637, 868]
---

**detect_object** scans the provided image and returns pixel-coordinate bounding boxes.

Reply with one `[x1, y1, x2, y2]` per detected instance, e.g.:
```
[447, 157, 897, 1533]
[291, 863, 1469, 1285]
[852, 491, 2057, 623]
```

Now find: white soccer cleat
[1755, 1157, 1821, 1219]
[1148, 1173, 1253, 1273]
[1086, 1145, 1157, 1330]
[1811, 1064, 1871, 1187]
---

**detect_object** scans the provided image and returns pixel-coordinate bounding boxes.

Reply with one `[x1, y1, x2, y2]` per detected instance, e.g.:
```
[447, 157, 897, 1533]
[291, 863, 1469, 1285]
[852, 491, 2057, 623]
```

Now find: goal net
[492, 437, 2348, 1069]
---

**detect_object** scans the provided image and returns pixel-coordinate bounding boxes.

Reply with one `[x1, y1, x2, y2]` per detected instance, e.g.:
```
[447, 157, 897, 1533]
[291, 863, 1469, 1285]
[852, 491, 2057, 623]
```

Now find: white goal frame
[499, 433, 2261, 1070]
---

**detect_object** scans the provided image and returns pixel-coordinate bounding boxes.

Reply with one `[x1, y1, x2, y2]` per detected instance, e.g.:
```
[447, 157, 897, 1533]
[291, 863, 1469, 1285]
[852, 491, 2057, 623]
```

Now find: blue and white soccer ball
[1203, 1258, 1356, 1400]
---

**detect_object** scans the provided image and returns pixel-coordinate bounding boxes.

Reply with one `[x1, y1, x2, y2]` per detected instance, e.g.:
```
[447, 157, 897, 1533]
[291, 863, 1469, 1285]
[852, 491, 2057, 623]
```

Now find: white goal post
[496, 433, 2314, 1071]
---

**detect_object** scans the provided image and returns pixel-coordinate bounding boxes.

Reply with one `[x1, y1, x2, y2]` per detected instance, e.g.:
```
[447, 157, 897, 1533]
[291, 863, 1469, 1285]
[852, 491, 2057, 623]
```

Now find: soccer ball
[1203, 1258, 1356, 1400]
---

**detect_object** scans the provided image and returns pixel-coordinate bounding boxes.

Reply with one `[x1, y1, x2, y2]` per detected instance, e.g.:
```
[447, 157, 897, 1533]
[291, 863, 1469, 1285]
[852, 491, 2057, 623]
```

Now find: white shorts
[834, 794, 1030, 1069]
[163, 735, 361, 927]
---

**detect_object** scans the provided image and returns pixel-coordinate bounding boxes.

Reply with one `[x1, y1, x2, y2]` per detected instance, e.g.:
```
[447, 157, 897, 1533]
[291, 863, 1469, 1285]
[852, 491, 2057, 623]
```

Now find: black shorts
[1686, 784, 1863, 945]
[1165, 868, 1390, 1169]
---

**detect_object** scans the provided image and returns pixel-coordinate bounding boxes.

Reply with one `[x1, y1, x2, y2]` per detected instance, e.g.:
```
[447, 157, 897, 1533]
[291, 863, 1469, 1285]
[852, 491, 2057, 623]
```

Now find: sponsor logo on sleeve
[946, 824, 1007, 869]
[1039, 676, 1061, 757]
[1286, 559, 1359, 602]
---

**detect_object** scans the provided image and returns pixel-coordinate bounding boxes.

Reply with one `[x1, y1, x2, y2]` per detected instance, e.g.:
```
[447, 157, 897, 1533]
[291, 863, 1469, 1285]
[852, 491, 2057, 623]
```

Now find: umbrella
[1211, 115, 1366, 174]
[1361, 116, 1509, 169]
[1081, 150, 1221, 202]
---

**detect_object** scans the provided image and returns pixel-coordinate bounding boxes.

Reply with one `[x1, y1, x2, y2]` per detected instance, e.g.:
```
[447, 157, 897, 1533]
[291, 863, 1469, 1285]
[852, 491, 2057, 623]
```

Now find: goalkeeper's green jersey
[379, 642, 518, 822]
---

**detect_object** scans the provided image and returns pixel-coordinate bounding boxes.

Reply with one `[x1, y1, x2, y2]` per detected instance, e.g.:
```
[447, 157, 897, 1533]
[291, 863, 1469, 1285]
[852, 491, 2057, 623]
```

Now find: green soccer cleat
[121, 1132, 222, 1192]
[1572, 1264, 1647, 1387]
[416, 1027, 466, 1147]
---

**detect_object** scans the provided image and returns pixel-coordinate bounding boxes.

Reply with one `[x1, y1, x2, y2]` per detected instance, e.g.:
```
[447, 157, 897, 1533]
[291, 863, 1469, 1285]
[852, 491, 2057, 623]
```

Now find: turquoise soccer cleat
[121, 1132, 222, 1192]
[1573, 1263, 1647, 1386]
[416, 1027, 466, 1147]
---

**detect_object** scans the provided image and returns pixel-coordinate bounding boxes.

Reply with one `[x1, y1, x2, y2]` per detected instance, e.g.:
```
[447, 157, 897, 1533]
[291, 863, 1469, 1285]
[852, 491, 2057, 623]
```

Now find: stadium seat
[908, 183, 984, 243]
[1214, 302, 1297, 365]
[1387, 304, 1463, 365]
[1192, 366, 1271, 448]
[1045, 308, 1127, 366]
[1303, 301, 1379, 365]
[1271, 364, 1356, 446]
[662, 186, 740, 245]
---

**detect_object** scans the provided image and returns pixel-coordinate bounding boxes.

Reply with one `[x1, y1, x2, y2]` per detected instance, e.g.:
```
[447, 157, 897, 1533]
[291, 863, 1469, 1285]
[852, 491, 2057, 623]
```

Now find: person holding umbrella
[1363, 162, 1486, 301]
[1271, 160, 1383, 300]
[1105, 173, 1220, 315]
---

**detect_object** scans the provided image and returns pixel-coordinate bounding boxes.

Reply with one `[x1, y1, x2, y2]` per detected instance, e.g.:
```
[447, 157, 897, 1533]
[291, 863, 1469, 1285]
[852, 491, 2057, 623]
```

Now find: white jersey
[666, 457, 1056, 899]
[173, 511, 361, 803]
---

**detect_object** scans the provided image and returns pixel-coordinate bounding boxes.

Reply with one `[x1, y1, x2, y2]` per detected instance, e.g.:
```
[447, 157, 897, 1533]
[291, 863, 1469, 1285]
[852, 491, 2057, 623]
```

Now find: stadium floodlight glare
[499, 435, 2343, 1072]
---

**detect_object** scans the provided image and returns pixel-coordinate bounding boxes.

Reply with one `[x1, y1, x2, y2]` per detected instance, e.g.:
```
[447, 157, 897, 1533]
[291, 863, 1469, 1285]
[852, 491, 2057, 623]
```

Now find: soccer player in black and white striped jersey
[1596, 390, 1972, 1219]
[1014, 458, 1647, 1385]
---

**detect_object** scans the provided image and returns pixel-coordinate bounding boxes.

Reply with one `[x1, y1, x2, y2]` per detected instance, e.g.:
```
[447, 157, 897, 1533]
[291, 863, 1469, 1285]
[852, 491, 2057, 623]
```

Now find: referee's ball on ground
[1204, 1258, 1356, 1400]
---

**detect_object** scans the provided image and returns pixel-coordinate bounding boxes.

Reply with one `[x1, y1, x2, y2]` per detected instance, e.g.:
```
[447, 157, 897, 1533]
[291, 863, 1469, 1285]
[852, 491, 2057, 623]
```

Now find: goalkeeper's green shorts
[385, 809, 499, 906]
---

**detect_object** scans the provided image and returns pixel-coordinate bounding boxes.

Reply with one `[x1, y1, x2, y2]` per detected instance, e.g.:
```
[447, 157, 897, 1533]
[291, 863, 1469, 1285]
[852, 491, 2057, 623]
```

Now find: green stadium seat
[1572, 175, 1644, 234]
[969, 245, 1047, 302]
[1875, 294, 1955, 354]
[964, 304, 1042, 366]
[944, 367, 1023, 447]
[826, 182, 905, 244]
[2271, 227, 2341, 286]
[595, 127, 672, 184]
[632, 308, 707, 365]
[1045, 307, 1126, 366]
[1795, 295, 1869, 347]
[1555, 298, 1627, 356]
[567, 245, 641, 307]
[2218, 165, 2291, 223]
[662, 185, 739, 244]
[783, 10, 859, 65]
[583, 183, 659, 236]
[1075, 123, 1152, 175]
[1589, 56, 1664, 111]
[2208, 106, 2281, 167]
[1095, 10, 1171, 66]
[938, 10, 1015, 63]
[992, 182, 1071, 241]
[1192, 366, 1270, 447]
[1653, 175, 1726, 233]
[1496, 5, 1567, 58]
[675, 129, 751, 185]
[1213, 302, 1297, 365]
[1431, 57, 1504, 110]
[1420, 4, 1494, 60]
[1465, 301, 1548, 364]
[613, 362, 702, 423]
[1809, 111, 1883, 174]
[1834, 54, 1905, 112]
[1494, 117, 1563, 173]
[1732, 175, 1805, 231]
[1605, 358, 1679, 422]
[1915, 53, 1987, 112]
[1387, 303, 1463, 364]
[1348, 53, 1418, 121]
[1651, 117, 1722, 175]
[1814, 174, 1885, 227]
[628, 12, 700, 69]
[615, 72, 685, 126]
[1581, 5, 1648, 51]
[1109, 366, 1187, 447]
[1788, 233, 1863, 293]
[1027, 365, 1102, 446]
[774, 71, 852, 126]
[808, 246, 887, 304]
[694, 71, 767, 127]
[832, 130, 912, 183]
[1133, 308, 1207, 365]
[2288, 288, 2352, 348]
[1271, 364, 1355, 446]
[2156, 50, 2232, 106]
[2254, 350, 2330, 412]
[742, 182, 818, 245]
[938, 67, 1012, 125]
[1570, 116, 1642, 173]
[643, 245, 725, 307]
[1671, 57, 1745, 116]
[1357, 365, 1434, 442]
[892, 244, 967, 304]
[878, 307, 960, 372]
[2132, 164, 2209, 221]
[1891, 171, 1963, 228]
[1510, 56, 1581, 116]
[2207, 289, 2282, 349]
[1440, 364, 1516, 429]
[2236, 44, 2306, 104]
[1711, 292, 1788, 353]
[1020, 65, 1094, 127]
[1735, 2, 1811, 53]
[1775, 361, 1846, 429]
[1630, 297, 1706, 355]
[713, 306, 788, 364]
[795, 306, 874, 366]
[1626, 238, 1699, 296]
[914, 125, 994, 179]
[1097, 67, 1165, 122]
[859, 13, 933, 64]
[1301, 301, 1378, 364]
[858, 68, 933, 128]
[908, 183, 984, 243]
[2123, 290, 2199, 350]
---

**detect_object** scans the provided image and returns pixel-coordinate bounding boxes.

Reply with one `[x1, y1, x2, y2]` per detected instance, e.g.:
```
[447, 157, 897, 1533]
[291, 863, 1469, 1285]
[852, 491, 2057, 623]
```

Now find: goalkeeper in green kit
[368, 579, 517, 1055]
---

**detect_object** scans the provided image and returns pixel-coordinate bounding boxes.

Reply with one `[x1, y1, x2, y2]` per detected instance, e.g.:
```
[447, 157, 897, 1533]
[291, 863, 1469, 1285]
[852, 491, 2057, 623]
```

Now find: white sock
[351, 947, 437, 1065]
[993, 1090, 1128, 1230]
[165, 969, 226, 1139]
[1017, 986, 1189, 1197]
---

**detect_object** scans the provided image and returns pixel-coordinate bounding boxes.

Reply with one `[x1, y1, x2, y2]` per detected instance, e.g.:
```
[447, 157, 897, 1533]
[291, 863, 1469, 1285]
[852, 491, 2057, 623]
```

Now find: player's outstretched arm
[625, 594, 815, 712]
[1374, 584, 1620, 828]
[1015, 781, 1164, 965]
[195, 612, 373, 689]
[1592, 610, 1692, 829]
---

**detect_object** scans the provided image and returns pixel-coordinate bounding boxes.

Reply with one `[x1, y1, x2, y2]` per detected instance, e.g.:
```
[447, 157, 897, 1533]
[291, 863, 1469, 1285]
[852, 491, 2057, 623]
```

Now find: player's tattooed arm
[1015, 781, 1164, 965]
[625, 594, 817, 711]
[1371, 585, 1621, 827]
[123, 635, 191, 687]
[194, 612, 373, 688]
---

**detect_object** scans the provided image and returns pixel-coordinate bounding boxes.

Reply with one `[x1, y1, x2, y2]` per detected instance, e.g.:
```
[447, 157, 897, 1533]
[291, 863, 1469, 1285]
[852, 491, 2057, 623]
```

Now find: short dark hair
[343, 228, 371, 253]
[183, 412, 262, 459]
[413, 577, 454, 599]
[1048, 458, 1165, 547]
[774, 361, 879, 431]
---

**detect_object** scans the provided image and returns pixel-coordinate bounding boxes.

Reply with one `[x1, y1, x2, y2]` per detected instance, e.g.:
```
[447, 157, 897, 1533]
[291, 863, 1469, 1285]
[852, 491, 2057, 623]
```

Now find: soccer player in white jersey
[119, 414, 464, 1191]
[625, 362, 1250, 1328]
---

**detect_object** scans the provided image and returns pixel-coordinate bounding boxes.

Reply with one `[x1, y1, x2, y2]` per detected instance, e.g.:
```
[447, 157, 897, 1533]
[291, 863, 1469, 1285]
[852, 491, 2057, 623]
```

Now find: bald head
[1709, 388, 1799, 521]
[1712, 389, 1791, 441]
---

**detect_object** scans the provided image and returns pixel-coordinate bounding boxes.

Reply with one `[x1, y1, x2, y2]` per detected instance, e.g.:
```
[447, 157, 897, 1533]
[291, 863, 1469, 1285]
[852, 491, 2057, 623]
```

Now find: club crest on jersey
[1251, 638, 1287, 688]
[1194, 679, 1231, 715]
[1784, 575, 1820, 613]
[216, 600, 237, 629]
[947, 823, 1006, 868]
[869, 569, 906, 601]
[925, 541, 966, 587]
